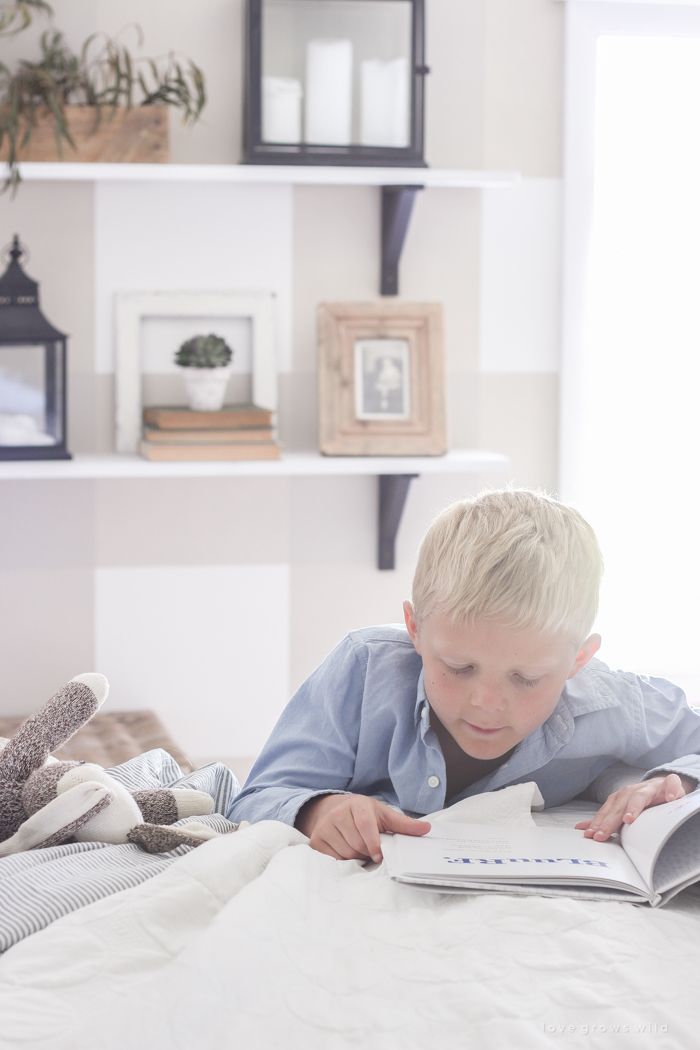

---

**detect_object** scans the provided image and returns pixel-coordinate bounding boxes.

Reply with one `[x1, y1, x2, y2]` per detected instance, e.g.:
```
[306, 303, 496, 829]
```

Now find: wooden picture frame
[318, 301, 446, 456]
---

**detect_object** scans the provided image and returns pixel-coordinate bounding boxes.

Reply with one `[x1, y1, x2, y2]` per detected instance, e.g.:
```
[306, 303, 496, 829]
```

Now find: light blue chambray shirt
[228, 624, 700, 826]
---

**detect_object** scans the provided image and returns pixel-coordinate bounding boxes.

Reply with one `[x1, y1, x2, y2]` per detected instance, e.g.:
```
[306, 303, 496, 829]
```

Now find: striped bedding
[0, 749, 240, 952]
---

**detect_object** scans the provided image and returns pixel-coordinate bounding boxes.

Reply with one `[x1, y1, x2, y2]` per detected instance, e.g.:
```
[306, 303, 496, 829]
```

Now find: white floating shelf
[9, 162, 520, 189]
[0, 449, 509, 482]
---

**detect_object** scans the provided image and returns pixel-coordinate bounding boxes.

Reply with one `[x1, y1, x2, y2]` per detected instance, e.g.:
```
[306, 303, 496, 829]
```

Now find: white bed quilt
[0, 818, 699, 1050]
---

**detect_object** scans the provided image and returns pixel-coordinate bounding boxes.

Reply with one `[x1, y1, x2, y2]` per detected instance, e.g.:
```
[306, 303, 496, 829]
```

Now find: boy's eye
[446, 664, 473, 676]
[514, 674, 541, 688]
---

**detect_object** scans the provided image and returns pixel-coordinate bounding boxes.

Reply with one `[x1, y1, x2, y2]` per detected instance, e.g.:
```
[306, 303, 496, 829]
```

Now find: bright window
[562, 6, 700, 699]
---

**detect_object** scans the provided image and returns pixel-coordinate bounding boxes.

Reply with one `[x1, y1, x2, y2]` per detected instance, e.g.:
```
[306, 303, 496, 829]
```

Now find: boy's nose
[470, 687, 507, 713]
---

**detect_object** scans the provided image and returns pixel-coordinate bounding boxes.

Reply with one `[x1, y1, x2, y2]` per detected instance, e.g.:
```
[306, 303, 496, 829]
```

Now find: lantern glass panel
[261, 0, 412, 149]
[0, 343, 61, 448]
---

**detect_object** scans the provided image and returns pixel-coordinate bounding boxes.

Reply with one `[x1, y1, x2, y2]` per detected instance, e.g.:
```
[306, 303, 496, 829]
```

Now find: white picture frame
[114, 290, 277, 454]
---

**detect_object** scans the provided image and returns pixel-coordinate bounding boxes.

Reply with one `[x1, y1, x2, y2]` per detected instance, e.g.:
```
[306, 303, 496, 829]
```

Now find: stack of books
[139, 404, 280, 461]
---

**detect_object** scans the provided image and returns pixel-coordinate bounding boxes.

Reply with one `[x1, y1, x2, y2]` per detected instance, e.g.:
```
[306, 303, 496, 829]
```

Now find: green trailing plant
[0, 0, 51, 38]
[0, 25, 206, 192]
[175, 334, 233, 369]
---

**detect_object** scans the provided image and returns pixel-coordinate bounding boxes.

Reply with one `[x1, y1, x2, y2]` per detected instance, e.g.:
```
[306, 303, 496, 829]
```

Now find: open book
[381, 789, 700, 907]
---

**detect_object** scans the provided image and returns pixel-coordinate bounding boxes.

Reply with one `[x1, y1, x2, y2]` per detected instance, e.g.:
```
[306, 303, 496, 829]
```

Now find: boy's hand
[295, 793, 431, 863]
[575, 774, 697, 841]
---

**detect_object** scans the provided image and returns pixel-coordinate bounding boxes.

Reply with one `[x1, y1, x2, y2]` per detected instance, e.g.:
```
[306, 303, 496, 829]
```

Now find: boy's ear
[567, 634, 602, 679]
[403, 601, 421, 652]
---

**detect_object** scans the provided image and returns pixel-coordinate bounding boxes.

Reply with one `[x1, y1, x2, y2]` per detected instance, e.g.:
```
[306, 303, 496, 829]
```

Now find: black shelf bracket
[378, 474, 419, 570]
[380, 185, 424, 296]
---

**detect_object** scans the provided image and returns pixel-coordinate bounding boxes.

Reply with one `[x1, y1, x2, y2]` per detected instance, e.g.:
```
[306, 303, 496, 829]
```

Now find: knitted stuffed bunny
[0, 673, 219, 855]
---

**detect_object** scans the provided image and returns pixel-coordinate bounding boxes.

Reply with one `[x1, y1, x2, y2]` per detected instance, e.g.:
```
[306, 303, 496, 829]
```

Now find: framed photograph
[318, 301, 446, 456]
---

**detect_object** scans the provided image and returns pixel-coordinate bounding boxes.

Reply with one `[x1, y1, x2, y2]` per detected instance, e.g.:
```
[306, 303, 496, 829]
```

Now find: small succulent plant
[174, 333, 233, 369]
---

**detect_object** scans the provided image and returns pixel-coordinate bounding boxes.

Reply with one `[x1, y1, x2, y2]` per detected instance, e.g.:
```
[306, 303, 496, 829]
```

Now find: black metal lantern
[0, 236, 70, 460]
[244, 0, 428, 167]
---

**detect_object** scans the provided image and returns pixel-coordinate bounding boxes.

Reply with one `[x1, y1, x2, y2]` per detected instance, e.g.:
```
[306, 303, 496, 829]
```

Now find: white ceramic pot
[179, 366, 231, 412]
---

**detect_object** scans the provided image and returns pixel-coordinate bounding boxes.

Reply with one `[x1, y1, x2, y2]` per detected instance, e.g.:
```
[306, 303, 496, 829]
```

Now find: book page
[395, 879, 650, 904]
[649, 810, 700, 896]
[620, 790, 700, 890]
[382, 823, 651, 897]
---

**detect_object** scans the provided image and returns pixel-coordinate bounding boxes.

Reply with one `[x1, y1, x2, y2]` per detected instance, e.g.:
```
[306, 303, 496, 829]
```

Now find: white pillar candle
[262, 76, 303, 143]
[304, 39, 353, 145]
[360, 57, 410, 148]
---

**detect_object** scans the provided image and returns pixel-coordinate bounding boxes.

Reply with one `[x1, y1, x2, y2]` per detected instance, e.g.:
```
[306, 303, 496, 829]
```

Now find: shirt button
[428, 775, 440, 788]
[421, 706, 427, 719]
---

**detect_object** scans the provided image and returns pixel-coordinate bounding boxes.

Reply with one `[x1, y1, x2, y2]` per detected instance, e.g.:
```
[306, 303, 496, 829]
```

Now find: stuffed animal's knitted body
[0, 674, 219, 855]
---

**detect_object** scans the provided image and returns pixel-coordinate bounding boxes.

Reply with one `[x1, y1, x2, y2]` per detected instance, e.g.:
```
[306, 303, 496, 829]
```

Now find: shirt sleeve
[226, 635, 366, 826]
[626, 675, 700, 787]
[584, 761, 650, 803]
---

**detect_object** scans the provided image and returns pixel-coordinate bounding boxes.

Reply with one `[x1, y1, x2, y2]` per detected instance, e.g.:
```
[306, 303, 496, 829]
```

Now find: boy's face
[404, 603, 601, 760]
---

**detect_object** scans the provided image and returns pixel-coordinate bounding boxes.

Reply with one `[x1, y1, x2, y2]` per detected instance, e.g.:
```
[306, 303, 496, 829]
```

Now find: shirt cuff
[276, 788, 351, 828]
[586, 762, 649, 803]
[642, 756, 700, 788]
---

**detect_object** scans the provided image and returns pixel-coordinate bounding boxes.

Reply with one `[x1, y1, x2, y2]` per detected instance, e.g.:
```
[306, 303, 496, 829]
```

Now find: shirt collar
[539, 661, 623, 747]
[558, 660, 623, 716]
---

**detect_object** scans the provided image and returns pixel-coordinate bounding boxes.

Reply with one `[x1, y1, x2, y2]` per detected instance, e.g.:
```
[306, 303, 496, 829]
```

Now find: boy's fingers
[316, 825, 367, 861]
[584, 793, 639, 839]
[351, 805, 383, 862]
[621, 782, 670, 824]
[663, 773, 684, 802]
[337, 808, 379, 859]
[583, 780, 661, 840]
[310, 835, 349, 861]
[578, 776, 689, 843]
[582, 798, 618, 839]
[307, 796, 432, 863]
[598, 784, 664, 836]
[588, 824, 616, 841]
[380, 807, 431, 837]
[595, 799, 641, 836]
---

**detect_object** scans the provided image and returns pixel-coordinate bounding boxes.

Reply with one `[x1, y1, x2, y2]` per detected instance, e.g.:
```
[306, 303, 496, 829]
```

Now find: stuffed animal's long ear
[0, 782, 112, 856]
[0, 674, 109, 783]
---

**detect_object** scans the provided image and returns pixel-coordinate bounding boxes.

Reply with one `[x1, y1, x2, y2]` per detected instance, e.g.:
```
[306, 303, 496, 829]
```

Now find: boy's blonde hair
[411, 489, 603, 646]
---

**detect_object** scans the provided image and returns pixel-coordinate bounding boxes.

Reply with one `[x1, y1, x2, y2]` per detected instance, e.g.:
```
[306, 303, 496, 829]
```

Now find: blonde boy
[229, 490, 700, 860]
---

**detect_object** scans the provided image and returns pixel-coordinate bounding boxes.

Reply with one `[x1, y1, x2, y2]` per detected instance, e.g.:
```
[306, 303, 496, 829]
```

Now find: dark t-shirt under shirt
[430, 706, 516, 805]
